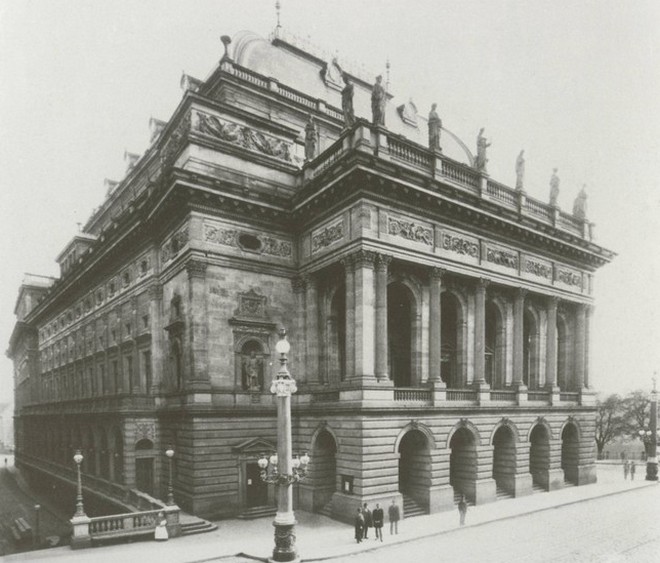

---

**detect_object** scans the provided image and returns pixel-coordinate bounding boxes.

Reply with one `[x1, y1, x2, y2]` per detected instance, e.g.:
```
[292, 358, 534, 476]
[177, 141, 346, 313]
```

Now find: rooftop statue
[428, 103, 442, 151]
[475, 128, 491, 172]
[304, 115, 318, 161]
[573, 184, 588, 219]
[341, 72, 355, 128]
[515, 150, 525, 190]
[371, 75, 386, 126]
[549, 168, 560, 206]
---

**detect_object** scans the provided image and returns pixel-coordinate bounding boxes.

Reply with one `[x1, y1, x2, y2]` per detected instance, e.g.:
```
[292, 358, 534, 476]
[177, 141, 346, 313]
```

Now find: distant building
[7, 27, 614, 521]
[0, 402, 14, 451]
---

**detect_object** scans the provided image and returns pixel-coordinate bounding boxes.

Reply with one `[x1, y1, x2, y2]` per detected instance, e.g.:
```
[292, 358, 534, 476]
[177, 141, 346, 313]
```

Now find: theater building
[7, 27, 614, 522]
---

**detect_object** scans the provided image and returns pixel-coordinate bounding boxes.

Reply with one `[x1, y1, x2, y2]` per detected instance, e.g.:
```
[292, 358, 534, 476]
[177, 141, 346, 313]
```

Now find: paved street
[344, 484, 660, 563]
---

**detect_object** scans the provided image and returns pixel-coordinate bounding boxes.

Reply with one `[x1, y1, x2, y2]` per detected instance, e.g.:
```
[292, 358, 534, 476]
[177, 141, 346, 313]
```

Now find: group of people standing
[623, 460, 637, 480]
[354, 500, 399, 543]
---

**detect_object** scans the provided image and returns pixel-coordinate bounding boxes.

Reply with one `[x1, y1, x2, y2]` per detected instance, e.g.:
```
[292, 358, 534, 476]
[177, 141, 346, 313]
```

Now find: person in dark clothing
[458, 495, 468, 526]
[354, 507, 365, 543]
[362, 503, 372, 539]
[372, 503, 384, 541]
[388, 499, 400, 534]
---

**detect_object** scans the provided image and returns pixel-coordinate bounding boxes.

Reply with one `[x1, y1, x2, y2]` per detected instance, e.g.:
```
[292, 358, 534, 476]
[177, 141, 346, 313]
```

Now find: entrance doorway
[246, 463, 268, 507]
[136, 457, 154, 495]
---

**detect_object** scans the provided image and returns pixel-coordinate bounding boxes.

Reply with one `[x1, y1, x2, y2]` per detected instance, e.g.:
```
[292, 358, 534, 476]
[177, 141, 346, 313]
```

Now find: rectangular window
[341, 475, 354, 494]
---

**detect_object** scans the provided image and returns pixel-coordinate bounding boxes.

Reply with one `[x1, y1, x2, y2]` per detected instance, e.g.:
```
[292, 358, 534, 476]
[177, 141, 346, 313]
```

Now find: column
[575, 304, 587, 390]
[473, 278, 489, 388]
[428, 268, 444, 385]
[304, 274, 319, 385]
[186, 259, 211, 393]
[375, 254, 391, 382]
[341, 256, 355, 380]
[291, 277, 307, 383]
[545, 297, 559, 390]
[352, 250, 376, 382]
[584, 305, 592, 389]
[512, 288, 527, 389]
[148, 284, 163, 394]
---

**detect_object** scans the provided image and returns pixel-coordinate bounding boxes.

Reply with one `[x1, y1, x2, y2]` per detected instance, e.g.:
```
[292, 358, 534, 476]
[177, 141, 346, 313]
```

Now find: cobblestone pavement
[344, 484, 660, 563]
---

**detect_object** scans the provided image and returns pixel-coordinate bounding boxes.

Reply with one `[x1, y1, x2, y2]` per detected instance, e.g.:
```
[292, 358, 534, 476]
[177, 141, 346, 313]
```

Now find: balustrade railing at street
[446, 389, 478, 401]
[393, 388, 432, 402]
[490, 389, 517, 402]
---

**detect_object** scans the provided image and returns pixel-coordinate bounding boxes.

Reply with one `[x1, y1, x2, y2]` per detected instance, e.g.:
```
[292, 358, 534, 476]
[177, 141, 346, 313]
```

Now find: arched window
[441, 291, 465, 388]
[388, 282, 416, 387]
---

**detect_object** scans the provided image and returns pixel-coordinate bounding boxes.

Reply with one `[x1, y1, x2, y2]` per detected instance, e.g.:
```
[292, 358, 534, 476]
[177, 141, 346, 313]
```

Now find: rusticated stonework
[204, 223, 292, 258]
[311, 221, 344, 253]
[387, 216, 433, 246]
[194, 111, 292, 163]
[441, 233, 479, 258]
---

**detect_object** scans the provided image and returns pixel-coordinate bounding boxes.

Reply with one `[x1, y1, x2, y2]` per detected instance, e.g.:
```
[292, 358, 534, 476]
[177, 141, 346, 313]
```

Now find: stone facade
[7, 29, 613, 523]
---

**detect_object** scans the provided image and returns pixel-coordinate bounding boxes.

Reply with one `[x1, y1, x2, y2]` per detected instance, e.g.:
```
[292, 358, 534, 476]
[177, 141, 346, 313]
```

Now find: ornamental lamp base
[270, 521, 299, 563]
[645, 459, 658, 481]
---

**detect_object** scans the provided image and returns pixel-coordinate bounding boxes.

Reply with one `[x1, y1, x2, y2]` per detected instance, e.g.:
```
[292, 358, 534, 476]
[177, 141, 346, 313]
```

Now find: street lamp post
[73, 450, 86, 517]
[165, 446, 175, 505]
[257, 328, 309, 563]
[33, 504, 40, 549]
[646, 376, 658, 481]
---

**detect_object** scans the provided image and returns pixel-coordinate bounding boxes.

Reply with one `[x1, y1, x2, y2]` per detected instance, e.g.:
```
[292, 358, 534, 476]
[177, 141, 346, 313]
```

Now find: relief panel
[436, 228, 480, 265]
[521, 254, 553, 283]
[482, 242, 519, 274]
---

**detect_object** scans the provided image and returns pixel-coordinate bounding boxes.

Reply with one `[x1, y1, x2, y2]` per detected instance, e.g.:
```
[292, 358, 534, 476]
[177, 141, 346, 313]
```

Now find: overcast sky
[1, 0, 659, 403]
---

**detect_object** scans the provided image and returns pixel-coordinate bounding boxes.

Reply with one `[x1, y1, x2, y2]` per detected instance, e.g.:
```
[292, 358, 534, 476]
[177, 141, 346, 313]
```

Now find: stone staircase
[495, 485, 514, 500]
[319, 500, 333, 518]
[402, 495, 427, 518]
[237, 505, 277, 520]
[531, 482, 546, 494]
[180, 519, 218, 536]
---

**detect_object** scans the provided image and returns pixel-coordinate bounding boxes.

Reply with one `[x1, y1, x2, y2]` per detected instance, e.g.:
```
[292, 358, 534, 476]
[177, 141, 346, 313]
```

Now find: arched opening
[523, 308, 540, 389]
[492, 426, 516, 497]
[561, 424, 579, 485]
[449, 427, 477, 503]
[441, 291, 464, 388]
[388, 282, 415, 387]
[328, 285, 346, 384]
[113, 428, 124, 485]
[311, 429, 338, 512]
[529, 424, 550, 491]
[398, 430, 430, 514]
[135, 438, 155, 495]
[239, 340, 265, 391]
[485, 301, 505, 388]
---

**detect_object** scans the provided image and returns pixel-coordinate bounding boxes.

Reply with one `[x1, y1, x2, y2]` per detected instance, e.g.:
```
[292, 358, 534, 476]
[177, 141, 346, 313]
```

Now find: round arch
[446, 420, 482, 449]
[527, 418, 555, 442]
[489, 419, 520, 446]
[485, 297, 507, 388]
[394, 422, 436, 453]
[559, 418, 582, 442]
[387, 279, 420, 387]
[309, 423, 341, 453]
[440, 287, 468, 388]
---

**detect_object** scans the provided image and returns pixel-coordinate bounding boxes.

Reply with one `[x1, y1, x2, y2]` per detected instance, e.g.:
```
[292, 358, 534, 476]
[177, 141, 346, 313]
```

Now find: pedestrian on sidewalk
[388, 498, 400, 535]
[630, 462, 636, 480]
[154, 512, 168, 542]
[372, 503, 384, 542]
[354, 507, 365, 543]
[623, 460, 629, 480]
[458, 495, 468, 526]
[362, 502, 372, 539]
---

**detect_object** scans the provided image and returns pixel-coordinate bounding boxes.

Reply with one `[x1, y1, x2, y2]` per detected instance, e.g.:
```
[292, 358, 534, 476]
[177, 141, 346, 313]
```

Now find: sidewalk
[2, 464, 656, 563]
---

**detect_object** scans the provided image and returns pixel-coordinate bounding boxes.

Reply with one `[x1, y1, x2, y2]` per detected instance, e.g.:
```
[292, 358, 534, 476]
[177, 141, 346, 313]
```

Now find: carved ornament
[387, 216, 433, 246]
[486, 246, 519, 270]
[523, 257, 553, 280]
[556, 268, 582, 287]
[235, 289, 268, 319]
[160, 113, 191, 168]
[312, 221, 344, 253]
[161, 226, 189, 263]
[204, 224, 292, 258]
[375, 254, 393, 271]
[351, 249, 377, 269]
[135, 422, 155, 443]
[442, 233, 479, 257]
[195, 111, 292, 163]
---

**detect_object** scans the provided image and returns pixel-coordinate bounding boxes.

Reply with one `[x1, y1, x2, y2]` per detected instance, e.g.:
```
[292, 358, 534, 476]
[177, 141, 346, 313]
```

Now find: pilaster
[374, 254, 392, 382]
[291, 276, 307, 383]
[148, 283, 163, 394]
[352, 250, 377, 382]
[473, 279, 490, 399]
[512, 288, 528, 402]
[575, 304, 587, 390]
[186, 259, 211, 394]
[545, 296, 560, 401]
[303, 274, 320, 385]
[341, 256, 355, 379]
[429, 268, 444, 385]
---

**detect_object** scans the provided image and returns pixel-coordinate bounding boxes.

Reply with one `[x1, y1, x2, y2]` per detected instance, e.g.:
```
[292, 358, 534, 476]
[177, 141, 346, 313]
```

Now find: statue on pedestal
[573, 185, 588, 219]
[341, 73, 355, 128]
[476, 128, 491, 172]
[371, 75, 386, 126]
[304, 116, 317, 161]
[428, 103, 442, 151]
[549, 168, 560, 206]
[242, 350, 263, 391]
[515, 150, 525, 190]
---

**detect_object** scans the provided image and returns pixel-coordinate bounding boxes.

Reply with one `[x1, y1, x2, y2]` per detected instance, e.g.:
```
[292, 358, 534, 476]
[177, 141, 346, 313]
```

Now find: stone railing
[442, 159, 481, 192]
[389, 137, 432, 170]
[72, 505, 181, 549]
[486, 179, 518, 208]
[490, 389, 517, 402]
[394, 388, 432, 402]
[560, 391, 580, 402]
[527, 391, 551, 402]
[310, 390, 340, 403]
[232, 65, 269, 89]
[446, 389, 478, 401]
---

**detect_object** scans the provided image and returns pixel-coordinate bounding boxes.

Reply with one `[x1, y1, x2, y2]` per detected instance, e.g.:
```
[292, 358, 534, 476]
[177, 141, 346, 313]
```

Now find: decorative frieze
[194, 111, 292, 163]
[522, 255, 553, 280]
[204, 222, 292, 258]
[161, 226, 189, 263]
[311, 220, 344, 254]
[387, 215, 433, 246]
[441, 232, 479, 258]
[556, 267, 583, 288]
[484, 244, 519, 271]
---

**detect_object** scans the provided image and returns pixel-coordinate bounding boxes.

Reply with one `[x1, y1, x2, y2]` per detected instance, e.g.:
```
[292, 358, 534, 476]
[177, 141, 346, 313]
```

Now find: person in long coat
[388, 499, 400, 535]
[362, 502, 372, 539]
[372, 503, 384, 542]
[354, 507, 365, 543]
[458, 495, 468, 526]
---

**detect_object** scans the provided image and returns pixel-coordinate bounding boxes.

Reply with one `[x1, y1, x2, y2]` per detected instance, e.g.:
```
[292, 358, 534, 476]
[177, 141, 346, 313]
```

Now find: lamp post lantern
[258, 328, 309, 563]
[73, 450, 86, 517]
[646, 376, 658, 481]
[165, 446, 175, 505]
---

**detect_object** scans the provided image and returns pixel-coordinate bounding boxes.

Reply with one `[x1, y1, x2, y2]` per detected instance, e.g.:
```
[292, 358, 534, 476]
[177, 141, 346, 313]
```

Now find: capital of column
[352, 249, 377, 269]
[147, 283, 163, 301]
[375, 253, 393, 272]
[515, 286, 528, 302]
[301, 273, 317, 290]
[186, 259, 207, 279]
[430, 267, 445, 281]
[476, 277, 490, 292]
[547, 295, 560, 310]
[340, 254, 355, 272]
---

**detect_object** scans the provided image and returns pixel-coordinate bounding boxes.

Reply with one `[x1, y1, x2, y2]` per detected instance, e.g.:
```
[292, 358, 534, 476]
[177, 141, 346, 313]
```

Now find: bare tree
[595, 394, 627, 459]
